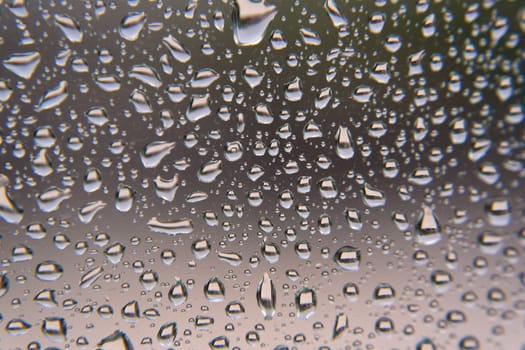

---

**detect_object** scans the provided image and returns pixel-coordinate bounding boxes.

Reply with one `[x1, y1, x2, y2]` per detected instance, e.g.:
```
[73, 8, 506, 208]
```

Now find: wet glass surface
[0, 0, 524, 349]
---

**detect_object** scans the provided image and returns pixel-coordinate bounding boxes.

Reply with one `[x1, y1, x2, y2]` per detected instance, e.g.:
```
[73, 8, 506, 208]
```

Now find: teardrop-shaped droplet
[186, 94, 211, 122]
[129, 64, 162, 88]
[129, 89, 152, 113]
[78, 200, 107, 224]
[335, 126, 355, 159]
[139, 270, 159, 291]
[168, 278, 188, 307]
[34, 288, 58, 308]
[256, 272, 276, 319]
[415, 206, 442, 246]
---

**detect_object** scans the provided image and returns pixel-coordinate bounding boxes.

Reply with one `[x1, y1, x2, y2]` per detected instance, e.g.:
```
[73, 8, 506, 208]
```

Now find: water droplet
[332, 312, 348, 339]
[35, 81, 68, 111]
[191, 68, 219, 88]
[37, 187, 71, 213]
[168, 278, 188, 307]
[121, 300, 140, 322]
[54, 14, 83, 42]
[139, 270, 159, 291]
[198, 160, 222, 183]
[3, 52, 41, 79]
[485, 198, 511, 226]
[78, 200, 107, 224]
[0, 274, 9, 297]
[0, 174, 24, 224]
[147, 217, 193, 235]
[163, 34, 191, 63]
[361, 183, 386, 207]
[334, 246, 360, 271]
[204, 277, 226, 302]
[79, 266, 104, 288]
[157, 322, 177, 346]
[284, 77, 303, 102]
[35, 261, 64, 281]
[115, 184, 135, 212]
[416, 206, 442, 245]
[97, 330, 134, 350]
[34, 289, 58, 308]
[129, 64, 162, 88]
[6, 318, 31, 336]
[119, 12, 146, 41]
[256, 272, 276, 319]
[140, 141, 176, 168]
[42, 317, 67, 342]
[324, 0, 348, 27]
[233, 0, 277, 46]
[295, 288, 316, 319]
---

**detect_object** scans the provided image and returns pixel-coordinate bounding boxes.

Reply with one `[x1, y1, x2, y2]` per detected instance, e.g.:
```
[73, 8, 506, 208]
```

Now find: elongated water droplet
[140, 141, 175, 168]
[80, 266, 104, 288]
[36, 81, 68, 111]
[163, 35, 191, 63]
[256, 272, 276, 319]
[0, 174, 24, 224]
[0, 274, 9, 297]
[333, 312, 348, 339]
[54, 14, 83, 42]
[78, 200, 107, 224]
[37, 187, 71, 212]
[232, 0, 277, 46]
[324, 0, 348, 27]
[3, 52, 41, 79]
